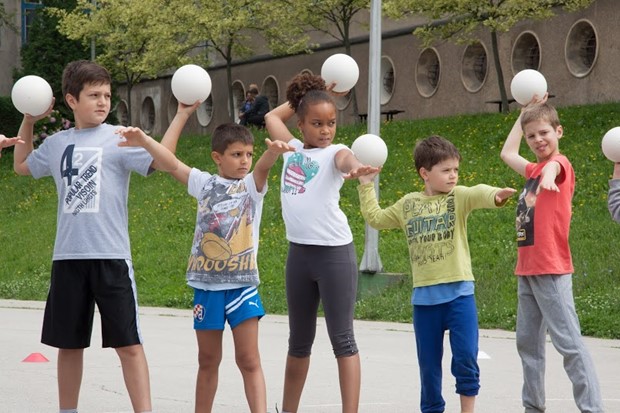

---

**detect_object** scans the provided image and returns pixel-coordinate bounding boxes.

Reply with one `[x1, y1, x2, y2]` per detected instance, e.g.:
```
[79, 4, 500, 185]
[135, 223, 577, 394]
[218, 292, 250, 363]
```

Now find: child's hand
[537, 174, 560, 193]
[23, 98, 56, 123]
[265, 138, 295, 154]
[326, 81, 350, 97]
[115, 126, 149, 147]
[0, 135, 24, 157]
[495, 187, 517, 204]
[178, 100, 201, 116]
[524, 92, 549, 108]
[345, 165, 381, 182]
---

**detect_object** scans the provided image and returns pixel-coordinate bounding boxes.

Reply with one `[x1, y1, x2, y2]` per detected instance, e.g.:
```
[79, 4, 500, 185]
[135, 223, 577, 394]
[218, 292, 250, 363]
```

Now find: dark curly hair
[286, 73, 334, 120]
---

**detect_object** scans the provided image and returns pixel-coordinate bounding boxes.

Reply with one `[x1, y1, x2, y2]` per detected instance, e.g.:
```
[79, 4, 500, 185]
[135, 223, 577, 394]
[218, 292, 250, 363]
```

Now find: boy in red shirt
[500, 96, 604, 413]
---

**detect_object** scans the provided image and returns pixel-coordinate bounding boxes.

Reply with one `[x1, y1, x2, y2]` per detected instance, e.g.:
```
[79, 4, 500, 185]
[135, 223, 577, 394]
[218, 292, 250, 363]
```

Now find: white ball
[171, 64, 212, 105]
[510, 69, 547, 105]
[321, 53, 360, 93]
[351, 134, 388, 167]
[602, 127, 620, 162]
[11, 75, 53, 116]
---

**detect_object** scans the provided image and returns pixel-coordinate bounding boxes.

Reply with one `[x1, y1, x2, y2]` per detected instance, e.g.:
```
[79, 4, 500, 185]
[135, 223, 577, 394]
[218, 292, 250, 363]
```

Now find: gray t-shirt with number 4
[27, 123, 153, 260]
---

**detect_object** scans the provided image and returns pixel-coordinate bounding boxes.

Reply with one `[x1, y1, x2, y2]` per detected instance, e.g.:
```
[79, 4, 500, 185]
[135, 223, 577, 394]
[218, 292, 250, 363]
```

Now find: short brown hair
[413, 135, 461, 176]
[520, 102, 561, 130]
[211, 123, 254, 154]
[62, 60, 111, 104]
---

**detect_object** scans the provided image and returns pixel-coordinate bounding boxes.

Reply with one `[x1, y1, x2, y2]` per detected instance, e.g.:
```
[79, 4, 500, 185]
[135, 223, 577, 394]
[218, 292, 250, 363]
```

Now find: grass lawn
[2, 102, 620, 338]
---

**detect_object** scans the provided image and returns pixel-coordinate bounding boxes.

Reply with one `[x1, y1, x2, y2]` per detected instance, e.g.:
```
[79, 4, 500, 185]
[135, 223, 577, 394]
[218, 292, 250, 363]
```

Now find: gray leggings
[286, 242, 359, 358]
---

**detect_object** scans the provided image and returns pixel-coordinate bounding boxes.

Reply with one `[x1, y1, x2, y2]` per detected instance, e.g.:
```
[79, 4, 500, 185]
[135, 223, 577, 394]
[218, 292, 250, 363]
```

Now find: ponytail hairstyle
[286, 73, 334, 120]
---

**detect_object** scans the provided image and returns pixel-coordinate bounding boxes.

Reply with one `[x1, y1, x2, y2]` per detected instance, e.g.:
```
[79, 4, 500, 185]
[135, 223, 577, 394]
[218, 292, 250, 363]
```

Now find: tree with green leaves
[180, 0, 312, 121]
[51, 0, 201, 124]
[17, 0, 89, 121]
[293, 0, 370, 120]
[383, 0, 594, 113]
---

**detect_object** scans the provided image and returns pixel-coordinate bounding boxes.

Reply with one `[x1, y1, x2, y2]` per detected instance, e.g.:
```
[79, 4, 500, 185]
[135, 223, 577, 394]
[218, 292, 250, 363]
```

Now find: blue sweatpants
[413, 294, 480, 413]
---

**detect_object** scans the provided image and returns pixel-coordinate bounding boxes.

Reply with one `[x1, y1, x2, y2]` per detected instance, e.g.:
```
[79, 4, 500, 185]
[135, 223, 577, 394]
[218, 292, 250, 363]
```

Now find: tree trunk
[226, 57, 235, 122]
[126, 83, 133, 125]
[490, 30, 509, 114]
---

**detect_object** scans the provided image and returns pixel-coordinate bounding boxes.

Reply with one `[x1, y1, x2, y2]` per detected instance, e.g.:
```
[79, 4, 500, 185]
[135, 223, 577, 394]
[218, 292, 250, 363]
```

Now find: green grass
[2, 102, 620, 338]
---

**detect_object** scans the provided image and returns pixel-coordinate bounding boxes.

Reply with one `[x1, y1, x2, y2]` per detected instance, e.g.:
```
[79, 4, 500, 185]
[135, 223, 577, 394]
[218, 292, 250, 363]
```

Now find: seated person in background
[240, 86, 269, 128]
[238, 91, 255, 124]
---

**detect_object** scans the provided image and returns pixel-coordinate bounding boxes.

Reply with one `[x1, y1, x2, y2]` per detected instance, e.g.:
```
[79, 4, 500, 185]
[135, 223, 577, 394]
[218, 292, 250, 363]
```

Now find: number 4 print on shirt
[60, 144, 79, 186]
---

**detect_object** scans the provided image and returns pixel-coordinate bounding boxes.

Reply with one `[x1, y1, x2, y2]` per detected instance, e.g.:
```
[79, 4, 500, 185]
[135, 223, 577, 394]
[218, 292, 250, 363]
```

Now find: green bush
[0, 96, 23, 137]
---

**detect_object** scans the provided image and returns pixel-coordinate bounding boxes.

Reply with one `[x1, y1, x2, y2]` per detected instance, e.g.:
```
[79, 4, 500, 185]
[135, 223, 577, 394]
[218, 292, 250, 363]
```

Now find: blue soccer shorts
[193, 286, 265, 330]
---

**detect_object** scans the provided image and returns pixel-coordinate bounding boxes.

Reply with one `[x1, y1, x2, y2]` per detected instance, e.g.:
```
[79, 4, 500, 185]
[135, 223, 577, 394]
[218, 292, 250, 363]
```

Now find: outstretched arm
[252, 138, 295, 192]
[264, 102, 295, 143]
[494, 187, 517, 206]
[116, 127, 179, 172]
[0, 135, 24, 158]
[14, 100, 55, 175]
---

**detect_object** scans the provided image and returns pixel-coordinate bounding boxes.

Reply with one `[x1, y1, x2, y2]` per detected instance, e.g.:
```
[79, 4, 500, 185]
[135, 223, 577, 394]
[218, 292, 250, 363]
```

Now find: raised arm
[264, 101, 295, 143]
[252, 138, 295, 192]
[14, 101, 55, 175]
[608, 162, 620, 223]
[116, 126, 179, 172]
[500, 112, 529, 177]
[160, 101, 200, 154]
[158, 101, 200, 185]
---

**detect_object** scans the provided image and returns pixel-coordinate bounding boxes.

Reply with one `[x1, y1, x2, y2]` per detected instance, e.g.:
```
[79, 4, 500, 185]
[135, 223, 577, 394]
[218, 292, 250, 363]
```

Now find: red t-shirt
[514, 154, 574, 276]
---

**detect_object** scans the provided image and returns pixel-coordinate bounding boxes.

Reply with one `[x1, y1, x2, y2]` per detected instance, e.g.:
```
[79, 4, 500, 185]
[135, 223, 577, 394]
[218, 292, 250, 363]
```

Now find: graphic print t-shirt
[26, 124, 153, 260]
[280, 138, 352, 246]
[514, 155, 574, 276]
[186, 168, 265, 286]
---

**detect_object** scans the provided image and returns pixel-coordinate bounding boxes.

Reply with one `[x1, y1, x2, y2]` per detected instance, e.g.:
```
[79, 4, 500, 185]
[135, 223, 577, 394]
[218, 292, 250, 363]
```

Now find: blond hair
[520, 102, 561, 130]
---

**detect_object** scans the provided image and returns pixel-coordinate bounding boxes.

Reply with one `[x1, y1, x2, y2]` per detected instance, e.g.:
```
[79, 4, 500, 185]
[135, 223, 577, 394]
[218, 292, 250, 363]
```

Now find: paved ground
[1, 299, 619, 413]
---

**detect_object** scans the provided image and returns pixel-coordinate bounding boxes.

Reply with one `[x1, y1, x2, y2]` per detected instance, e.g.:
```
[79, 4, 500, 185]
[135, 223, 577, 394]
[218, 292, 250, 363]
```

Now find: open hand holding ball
[602, 127, 620, 162]
[171, 64, 212, 105]
[11, 75, 53, 116]
[321, 54, 359, 93]
[351, 134, 388, 167]
[510, 69, 547, 105]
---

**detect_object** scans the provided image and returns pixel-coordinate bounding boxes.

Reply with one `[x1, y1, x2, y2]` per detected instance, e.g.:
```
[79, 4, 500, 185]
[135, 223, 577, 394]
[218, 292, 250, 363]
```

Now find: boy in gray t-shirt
[13, 60, 178, 413]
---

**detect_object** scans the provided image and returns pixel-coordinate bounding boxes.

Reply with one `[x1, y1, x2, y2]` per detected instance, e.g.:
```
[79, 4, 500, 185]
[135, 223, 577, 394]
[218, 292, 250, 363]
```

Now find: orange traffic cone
[22, 352, 49, 362]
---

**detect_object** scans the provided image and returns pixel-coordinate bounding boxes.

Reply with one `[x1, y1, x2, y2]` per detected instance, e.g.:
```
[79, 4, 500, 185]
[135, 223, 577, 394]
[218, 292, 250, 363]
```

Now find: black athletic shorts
[41, 259, 143, 349]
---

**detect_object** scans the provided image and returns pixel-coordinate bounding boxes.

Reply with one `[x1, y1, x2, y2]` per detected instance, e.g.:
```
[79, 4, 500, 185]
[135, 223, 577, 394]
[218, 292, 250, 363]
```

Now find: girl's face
[297, 101, 337, 149]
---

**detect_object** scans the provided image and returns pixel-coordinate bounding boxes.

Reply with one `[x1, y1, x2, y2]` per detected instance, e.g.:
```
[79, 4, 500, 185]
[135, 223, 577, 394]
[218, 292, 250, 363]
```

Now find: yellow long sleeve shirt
[358, 182, 503, 288]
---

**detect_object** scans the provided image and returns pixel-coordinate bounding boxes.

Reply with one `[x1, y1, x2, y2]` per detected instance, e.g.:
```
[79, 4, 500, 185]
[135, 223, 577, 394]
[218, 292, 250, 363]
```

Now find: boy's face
[419, 157, 459, 196]
[298, 102, 337, 149]
[211, 141, 254, 180]
[66, 82, 111, 129]
[523, 119, 563, 162]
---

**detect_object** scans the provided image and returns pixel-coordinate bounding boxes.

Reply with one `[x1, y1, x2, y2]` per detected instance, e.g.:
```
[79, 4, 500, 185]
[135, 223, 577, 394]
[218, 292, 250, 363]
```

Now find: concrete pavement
[1, 299, 619, 413]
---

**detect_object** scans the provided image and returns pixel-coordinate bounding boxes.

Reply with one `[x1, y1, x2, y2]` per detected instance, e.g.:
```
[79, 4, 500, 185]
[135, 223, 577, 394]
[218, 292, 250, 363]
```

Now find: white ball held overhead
[171, 64, 212, 105]
[601, 127, 620, 162]
[11, 75, 53, 116]
[510, 69, 548, 105]
[351, 134, 388, 168]
[321, 53, 360, 93]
